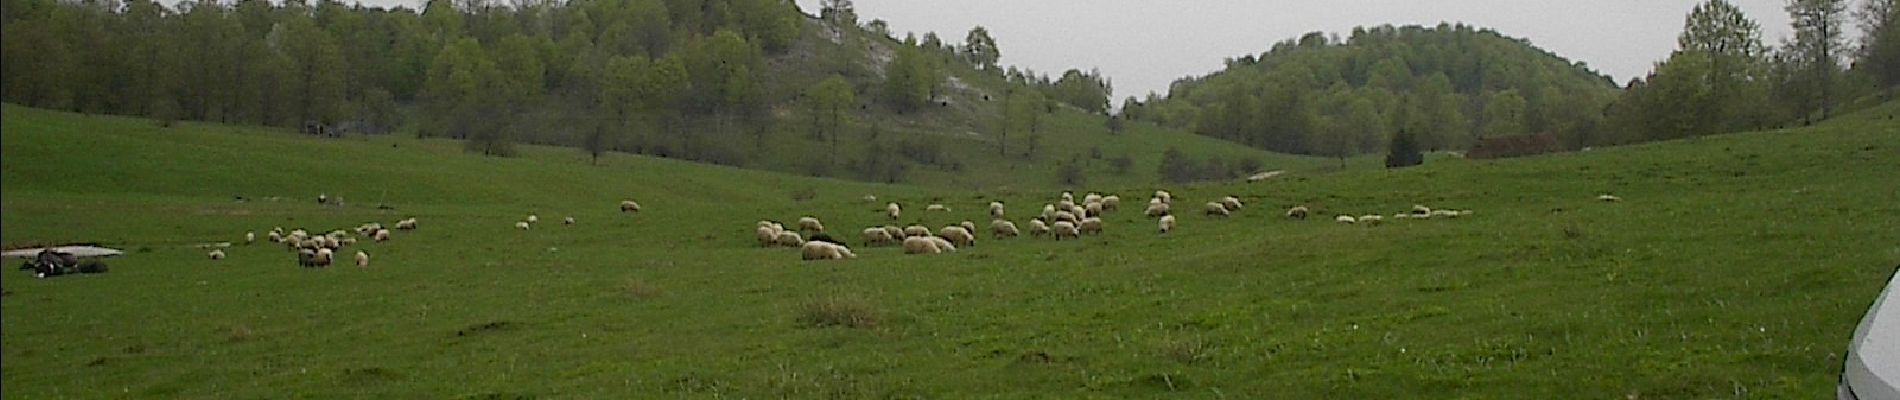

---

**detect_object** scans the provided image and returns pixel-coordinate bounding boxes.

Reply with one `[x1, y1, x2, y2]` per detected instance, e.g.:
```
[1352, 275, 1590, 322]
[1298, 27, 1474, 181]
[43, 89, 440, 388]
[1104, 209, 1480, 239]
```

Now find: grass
[1, 101, 1897, 398]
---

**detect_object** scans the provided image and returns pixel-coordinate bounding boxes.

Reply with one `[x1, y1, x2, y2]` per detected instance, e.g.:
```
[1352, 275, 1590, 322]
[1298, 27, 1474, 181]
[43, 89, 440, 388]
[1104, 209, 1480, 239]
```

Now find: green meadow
[2, 102, 1897, 398]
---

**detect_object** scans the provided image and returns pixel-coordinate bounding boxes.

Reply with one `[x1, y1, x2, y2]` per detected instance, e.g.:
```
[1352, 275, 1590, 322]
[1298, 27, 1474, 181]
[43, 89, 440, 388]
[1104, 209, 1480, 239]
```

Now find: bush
[1385, 131, 1424, 168]
[1109, 155, 1134, 176]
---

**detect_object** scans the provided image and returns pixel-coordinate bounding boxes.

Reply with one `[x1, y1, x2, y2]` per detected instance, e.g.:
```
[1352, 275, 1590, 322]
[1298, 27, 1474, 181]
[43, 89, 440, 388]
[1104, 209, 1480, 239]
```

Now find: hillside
[3, 101, 1897, 397]
[1129, 24, 1621, 159]
[0, 0, 1318, 189]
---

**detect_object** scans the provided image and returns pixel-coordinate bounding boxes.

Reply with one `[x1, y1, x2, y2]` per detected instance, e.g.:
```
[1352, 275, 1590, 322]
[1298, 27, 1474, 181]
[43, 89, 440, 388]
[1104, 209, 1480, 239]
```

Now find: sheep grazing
[1430, 209, 1457, 218]
[991, 220, 1020, 238]
[1411, 204, 1433, 217]
[1101, 195, 1121, 211]
[208, 249, 226, 260]
[516, 221, 531, 230]
[1159, 215, 1177, 233]
[1079, 217, 1105, 235]
[1335, 215, 1357, 224]
[798, 216, 825, 233]
[1145, 201, 1172, 218]
[1041, 204, 1058, 221]
[1597, 194, 1623, 202]
[886, 202, 902, 221]
[989, 202, 1006, 219]
[802, 241, 857, 260]
[1220, 196, 1244, 212]
[882, 226, 905, 241]
[526, 215, 539, 224]
[354, 251, 369, 267]
[1057, 200, 1078, 214]
[397, 218, 418, 230]
[1054, 211, 1079, 224]
[904, 225, 932, 238]
[1052, 221, 1081, 240]
[861, 227, 896, 246]
[268, 231, 284, 243]
[1286, 206, 1311, 220]
[959, 220, 978, 234]
[1084, 202, 1104, 218]
[1061, 191, 1075, 203]
[563, 216, 576, 225]
[313, 248, 335, 267]
[1204, 202, 1231, 217]
[926, 204, 951, 212]
[297, 249, 317, 267]
[1028, 219, 1051, 237]
[902, 236, 954, 254]
[373, 229, 391, 242]
[1457, 210, 1475, 217]
[939, 226, 977, 247]
[775, 231, 805, 247]
[620, 200, 642, 212]
[1154, 190, 1173, 204]
[756, 226, 781, 247]
[862, 194, 878, 203]
[244, 232, 256, 245]
[1359, 215, 1384, 226]
[1084, 193, 1103, 206]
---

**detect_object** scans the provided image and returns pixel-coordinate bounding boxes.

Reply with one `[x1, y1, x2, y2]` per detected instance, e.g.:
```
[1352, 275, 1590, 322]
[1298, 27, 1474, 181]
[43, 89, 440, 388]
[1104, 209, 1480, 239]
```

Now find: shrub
[798, 296, 881, 329]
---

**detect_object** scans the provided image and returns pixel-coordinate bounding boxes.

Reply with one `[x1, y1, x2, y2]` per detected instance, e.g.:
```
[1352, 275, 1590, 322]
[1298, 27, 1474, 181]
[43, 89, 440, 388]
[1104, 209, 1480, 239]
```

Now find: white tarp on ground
[1843, 267, 1900, 400]
[0, 246, 124, 258]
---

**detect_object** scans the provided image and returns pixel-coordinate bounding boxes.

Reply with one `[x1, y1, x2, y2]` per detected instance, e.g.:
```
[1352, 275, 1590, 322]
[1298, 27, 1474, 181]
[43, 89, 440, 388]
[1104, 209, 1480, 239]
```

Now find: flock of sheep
[210, 216, 418, 268]
[746, 188, 1489, 262]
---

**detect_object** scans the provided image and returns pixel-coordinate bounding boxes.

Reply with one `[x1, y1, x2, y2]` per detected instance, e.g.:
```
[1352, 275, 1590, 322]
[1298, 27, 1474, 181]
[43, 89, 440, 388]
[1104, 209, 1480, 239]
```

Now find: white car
[1841, 266, 1900, 400]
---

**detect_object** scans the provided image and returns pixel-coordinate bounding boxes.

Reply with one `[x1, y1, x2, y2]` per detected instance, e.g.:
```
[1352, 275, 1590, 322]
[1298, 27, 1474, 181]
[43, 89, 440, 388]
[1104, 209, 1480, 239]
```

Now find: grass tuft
[797, 296, 881, 329]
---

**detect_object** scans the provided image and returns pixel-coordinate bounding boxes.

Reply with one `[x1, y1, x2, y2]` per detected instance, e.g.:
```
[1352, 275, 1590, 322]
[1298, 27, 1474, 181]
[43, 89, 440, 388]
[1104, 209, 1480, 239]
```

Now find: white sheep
[208, 249, 226, 260]
[1154, 190, 1173, 204]
[903, 236, 952, 254]
[1204, 202, 1231, 217]
[798, 216, 825, 233]
[313, 248, 334, 267]
[882, 226, 905, 241]
[373, 229, 391, 242]
[1335, 215, 1357, 224]
[991, 220, 1020, 238]
[516, 221, 531, 230]
[1041, 204, 1058, 221]
[1028, 219, 1051, 237]
[1079, 217, 1104, 235]
[904, 225, 932, 238]
[927, 204, 951, 212]
[802, 241, 857, 260]
[861, 227, 895, 246]
[886, 202, 902, 221]
[1061, 191, 1075, 203]
[939, 226, 977, 247]
[526, 214, 539, 224]
[354, 251, 369, 267]
[1084, 193, 1103, 206]
[396, 218, 418, 230]
[862, 194, 878, 203]
[1159, 215, 1177, 233]
[1145, 201, 1172, 218]
[1057, 200, 1077, 214]
[756, 226, 780, 247]
[1054, 211, 1079, 224]
[1597, 194, 1623, 202]
[1286, 206, 1311, 220]
[1430, 209, 1456, 218]
[775, 231, 805, 247]
[1084, 202, 1104, 218]
[1220, 196, 1244, 211]
[989, 201, 1006, 219]
[244, 232, 256, 245]
[1359, 215, 1384, 226]
[563, 216, 576, 225]
[620, 200, 641, 212]
[1101, 195, 1121, 211]
[268, 231, 284, 243]
[1052, 221, 1080, 240]
[959, 220, 978, 234]
[1411, 204, 1432, 216]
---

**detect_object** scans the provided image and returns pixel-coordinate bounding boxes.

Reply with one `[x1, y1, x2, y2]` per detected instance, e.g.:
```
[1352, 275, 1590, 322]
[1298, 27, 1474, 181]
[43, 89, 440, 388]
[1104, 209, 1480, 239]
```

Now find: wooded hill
[1125, 24, 1622, 160]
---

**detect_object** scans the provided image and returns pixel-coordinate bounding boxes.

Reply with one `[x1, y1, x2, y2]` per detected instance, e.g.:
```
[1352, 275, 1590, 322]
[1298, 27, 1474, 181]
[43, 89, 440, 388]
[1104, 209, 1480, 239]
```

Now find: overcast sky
[777, 0, 1801, 99]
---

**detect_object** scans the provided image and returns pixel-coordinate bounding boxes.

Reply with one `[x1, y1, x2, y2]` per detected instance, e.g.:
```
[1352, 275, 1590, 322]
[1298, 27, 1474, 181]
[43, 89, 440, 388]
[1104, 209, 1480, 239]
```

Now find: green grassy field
[2, 102, 1897, 398]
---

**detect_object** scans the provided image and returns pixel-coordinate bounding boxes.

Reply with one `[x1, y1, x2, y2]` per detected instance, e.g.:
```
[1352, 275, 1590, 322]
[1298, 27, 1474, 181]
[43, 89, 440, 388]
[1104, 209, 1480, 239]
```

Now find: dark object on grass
[808, 233, 842, 246]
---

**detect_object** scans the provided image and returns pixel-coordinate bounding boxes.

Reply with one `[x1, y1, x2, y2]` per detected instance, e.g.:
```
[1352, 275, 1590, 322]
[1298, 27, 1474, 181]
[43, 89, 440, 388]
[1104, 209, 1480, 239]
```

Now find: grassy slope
[1, 102, 1896, 398]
